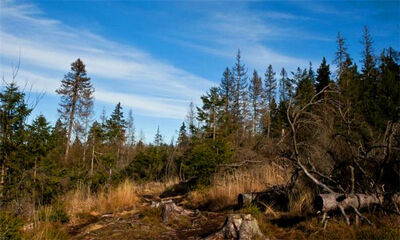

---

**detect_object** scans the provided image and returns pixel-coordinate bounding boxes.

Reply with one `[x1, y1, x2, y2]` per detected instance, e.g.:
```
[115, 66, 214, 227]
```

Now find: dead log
[238, 185, 289, 212]
[314, 193, 384, 213]
[204, 214, 266, 240]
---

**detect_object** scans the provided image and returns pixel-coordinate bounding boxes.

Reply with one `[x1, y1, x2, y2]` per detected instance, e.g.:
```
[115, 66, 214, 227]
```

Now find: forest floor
[66, 191, 400, 240]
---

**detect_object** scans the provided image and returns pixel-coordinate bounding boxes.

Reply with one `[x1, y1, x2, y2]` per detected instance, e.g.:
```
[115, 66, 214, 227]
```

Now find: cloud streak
[169, 6, 328, 71]
[0, 1, 212, 120]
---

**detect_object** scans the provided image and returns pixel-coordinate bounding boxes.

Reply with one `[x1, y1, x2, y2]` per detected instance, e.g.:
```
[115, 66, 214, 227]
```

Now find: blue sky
[1, 0, 399, 143]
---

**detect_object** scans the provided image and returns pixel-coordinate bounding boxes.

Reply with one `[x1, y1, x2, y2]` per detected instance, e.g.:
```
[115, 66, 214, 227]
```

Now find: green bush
[0, 211, 23, 240]
[241, 204, 261, 219]
[38, 203, 69, 223]
[183, 139, 233, 186]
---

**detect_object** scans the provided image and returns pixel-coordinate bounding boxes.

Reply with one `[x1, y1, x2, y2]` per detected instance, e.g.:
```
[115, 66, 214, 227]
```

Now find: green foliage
[295, 68, 316, 106]
[38, 203, 69, 223]
[0, 211, 23, 240]
[183, 139, 233, 186]
[315, 57, 331, 95]
[105, 102, 126, 144]
[241, 203, 261, 219]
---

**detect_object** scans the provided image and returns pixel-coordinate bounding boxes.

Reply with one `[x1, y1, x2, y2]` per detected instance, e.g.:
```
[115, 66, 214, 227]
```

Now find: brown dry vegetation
[184, 162, 291, 211]
[20, 171, 400, 240]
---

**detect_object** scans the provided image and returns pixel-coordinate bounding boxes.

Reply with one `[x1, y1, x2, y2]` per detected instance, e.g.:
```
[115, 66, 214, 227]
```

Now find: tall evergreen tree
[154, 126, 163, 146]
[360, 26, 379, 126]
[219, 67, 234, 114]
[231, 49, 248, 124]
[27, 115, 52, 205]
[56, 58, 94, 163]
[315, 57, 331, 96]
[377, 48, 400, 128]
[106, 102, 126, 144]
[334, 32, 349, 80]
[265, 65, 277, 138]
[0, 82, 32, 200]
[296, 68, 315, 106]
[197, 87, 224, 140]
[248, 70, 264, 135]
[279, 68, 289, 102]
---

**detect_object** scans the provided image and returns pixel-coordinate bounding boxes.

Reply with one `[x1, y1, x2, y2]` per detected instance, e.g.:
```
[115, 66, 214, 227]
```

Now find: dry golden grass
[135, 178, 179, 196]
[63, 178, 177, 224]
[22, 222, 69, 240]
[64, 179, 139, 224]
[186, 163, 290, 210]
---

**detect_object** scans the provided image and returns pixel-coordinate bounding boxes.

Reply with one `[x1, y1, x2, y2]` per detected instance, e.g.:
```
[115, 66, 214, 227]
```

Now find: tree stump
[204, 214, 266, 240]
[151, 200, 198, 224]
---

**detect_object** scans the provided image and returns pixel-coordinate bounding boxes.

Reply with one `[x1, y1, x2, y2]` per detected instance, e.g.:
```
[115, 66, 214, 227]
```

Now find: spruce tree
[27, 115, 52, 205]
[0, 82, 31, 200]
[279, 68, 289, 102]
[296, 68, 315, 106]
[264, 65, 277, 138]
[154, 126, 163, 146]
[248, 70, 264, 135]
[106, 102, 126, 144]
[231, 49, 248, 124]
[315, 57, 331, 95]
[219, 67, 234, 113]
[56, 58, 94, 163]
[197, 87, 224, 140]
[360, 26, 379, 126]
[377, 48, 400, 129]
[334, 32, 349, 80]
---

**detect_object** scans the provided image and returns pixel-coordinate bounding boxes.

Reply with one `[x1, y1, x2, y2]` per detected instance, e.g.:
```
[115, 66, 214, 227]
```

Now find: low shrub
[0, 211, 23, 240]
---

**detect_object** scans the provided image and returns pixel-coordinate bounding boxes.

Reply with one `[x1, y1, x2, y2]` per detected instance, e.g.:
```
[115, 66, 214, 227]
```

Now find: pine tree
[106, 102, 126, 144]
[334, 32, 349, 80]
[27, 115, 51, 206]
[248, 70, 264, 135]
[360, 26, 379, 126]
[279, 68, 289, 102]
[296, 68, 315, 106]
[264, 64, 277, 138]
[361, 26, 377, 79]
[315, 57, 331, 96]
[177, 122, 189, 147]
[219, 67, 234, 113]
[0, 82, 32, 200]
[105, 102, 126, 164]
[377, 48, 400, 129]
[154, 126, 163, 146]
[56, 58, 94, 163]
[231, 49, 248, 124]
[197, 87, 224, 140]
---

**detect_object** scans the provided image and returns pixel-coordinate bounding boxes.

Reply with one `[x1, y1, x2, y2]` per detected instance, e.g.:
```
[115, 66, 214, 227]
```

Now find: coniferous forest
[1, 27, 400, 239]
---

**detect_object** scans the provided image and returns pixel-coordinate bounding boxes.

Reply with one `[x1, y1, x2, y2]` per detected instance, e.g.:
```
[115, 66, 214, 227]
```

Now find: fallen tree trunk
[238, 185, 289, 211]
[314, 193, 386, 213]
[204, 214, 266, 240]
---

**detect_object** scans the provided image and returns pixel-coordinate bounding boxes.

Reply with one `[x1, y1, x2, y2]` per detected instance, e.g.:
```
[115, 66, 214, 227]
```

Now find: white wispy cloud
[169, 6, 328, 71]
[0, 0, 212, 120]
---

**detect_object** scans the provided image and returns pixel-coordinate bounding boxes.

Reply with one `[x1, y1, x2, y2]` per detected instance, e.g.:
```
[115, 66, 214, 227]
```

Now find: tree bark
[314, 193, 385, 213]
[64, 88, 78, 164]
[204, 214, 265, 240]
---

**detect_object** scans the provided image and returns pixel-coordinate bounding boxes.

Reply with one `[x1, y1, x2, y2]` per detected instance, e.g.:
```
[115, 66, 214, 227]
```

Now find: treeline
[0, 27, 399, 212]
